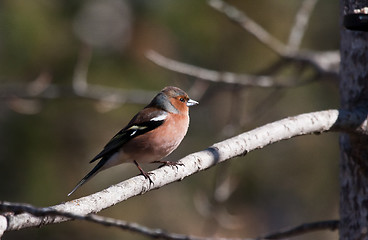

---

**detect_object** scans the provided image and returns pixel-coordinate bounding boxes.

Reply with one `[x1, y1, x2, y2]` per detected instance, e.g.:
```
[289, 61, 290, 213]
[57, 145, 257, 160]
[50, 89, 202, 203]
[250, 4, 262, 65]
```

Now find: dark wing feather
[89, 130, 130, 163]
[90, 109, 167, 163]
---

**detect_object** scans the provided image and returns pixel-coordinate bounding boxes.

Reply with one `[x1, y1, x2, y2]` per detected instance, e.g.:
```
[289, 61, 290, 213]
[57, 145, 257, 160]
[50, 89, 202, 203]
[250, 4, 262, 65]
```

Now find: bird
[68, 86, 198, 196]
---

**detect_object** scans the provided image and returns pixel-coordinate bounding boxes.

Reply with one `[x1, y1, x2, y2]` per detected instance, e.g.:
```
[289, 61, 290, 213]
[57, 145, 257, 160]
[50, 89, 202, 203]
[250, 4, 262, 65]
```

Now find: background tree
[340, 1, 368, 239]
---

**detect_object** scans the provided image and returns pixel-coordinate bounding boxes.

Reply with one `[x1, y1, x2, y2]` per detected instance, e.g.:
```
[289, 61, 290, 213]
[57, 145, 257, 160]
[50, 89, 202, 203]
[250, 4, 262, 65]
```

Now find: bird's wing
[90, 109, 167, 163]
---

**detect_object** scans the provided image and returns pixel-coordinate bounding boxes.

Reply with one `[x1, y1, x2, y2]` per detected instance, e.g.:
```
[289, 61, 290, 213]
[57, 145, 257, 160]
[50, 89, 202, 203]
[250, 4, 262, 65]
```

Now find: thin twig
[206, 0, 339, 77]
[260, 220, 339, 239]
[0, 201, 216, 240]
[288, 0, 319, 50]
[208, 0, 290, 56]
[73, 45, 92, 94]
[0, 201, 339, 240]
[0, 82, 156, 109]
[146, 51, 314, 88]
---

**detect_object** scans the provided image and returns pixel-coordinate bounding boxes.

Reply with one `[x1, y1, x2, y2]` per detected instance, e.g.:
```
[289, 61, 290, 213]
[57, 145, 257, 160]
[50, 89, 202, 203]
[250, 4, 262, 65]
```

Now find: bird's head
[149, 86, 199, 114]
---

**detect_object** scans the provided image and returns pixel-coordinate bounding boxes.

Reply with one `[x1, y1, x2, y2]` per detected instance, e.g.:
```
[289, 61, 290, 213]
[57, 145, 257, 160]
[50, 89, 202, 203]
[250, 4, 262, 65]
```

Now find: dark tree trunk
[340, 1, 368, 239]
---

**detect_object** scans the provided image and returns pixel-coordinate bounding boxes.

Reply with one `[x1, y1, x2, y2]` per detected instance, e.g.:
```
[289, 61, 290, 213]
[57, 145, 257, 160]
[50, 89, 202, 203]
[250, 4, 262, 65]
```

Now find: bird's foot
[134, 160, 154, 185]
[153, 161, 184, 170]
[141, 171, 154, 185]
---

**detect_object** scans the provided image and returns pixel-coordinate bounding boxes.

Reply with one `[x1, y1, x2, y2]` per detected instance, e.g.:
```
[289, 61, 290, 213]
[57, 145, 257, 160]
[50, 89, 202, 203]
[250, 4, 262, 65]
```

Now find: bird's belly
[122, 116, 189, 163]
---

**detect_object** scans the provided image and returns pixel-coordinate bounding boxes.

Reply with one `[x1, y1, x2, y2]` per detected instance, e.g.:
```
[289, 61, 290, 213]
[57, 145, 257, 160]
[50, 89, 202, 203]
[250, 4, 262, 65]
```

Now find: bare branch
[260, 220, 339, 239]
[28, 72, 52, 96]
[0, 46, 158, 114]
[0, 216, 6, 237]
[0, 109, 365, 234]
[288, 0, 319, 50]
[0, 81, 156, 112]
[73, 45, 92, 94]
[0, 202, 219, 240]
[146, 51, 314, 88]
[206, 0, 339, 77]
[207, 0, 289, 56]
[0, 201, 339, 240]
[301, 50, 340, 75]
[186, 81, 211, 102]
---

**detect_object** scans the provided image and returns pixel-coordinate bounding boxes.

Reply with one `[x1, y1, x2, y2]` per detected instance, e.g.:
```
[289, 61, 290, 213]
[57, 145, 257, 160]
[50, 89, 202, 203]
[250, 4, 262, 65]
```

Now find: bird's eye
[179, 97, 185, 102]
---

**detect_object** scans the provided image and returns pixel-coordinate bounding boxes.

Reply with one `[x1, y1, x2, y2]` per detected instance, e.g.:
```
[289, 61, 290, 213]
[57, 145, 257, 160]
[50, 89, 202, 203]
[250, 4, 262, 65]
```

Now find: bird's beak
[187, 99, 199, 107]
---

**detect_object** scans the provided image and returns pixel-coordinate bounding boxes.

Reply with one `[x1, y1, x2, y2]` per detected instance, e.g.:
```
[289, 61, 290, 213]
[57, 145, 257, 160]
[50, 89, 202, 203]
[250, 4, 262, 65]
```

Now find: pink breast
[122, 114, 189, 163]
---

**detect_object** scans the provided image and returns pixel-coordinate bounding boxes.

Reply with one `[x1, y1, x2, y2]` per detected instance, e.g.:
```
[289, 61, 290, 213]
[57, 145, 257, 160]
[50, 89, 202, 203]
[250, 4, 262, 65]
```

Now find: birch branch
[1, 109, 367, 234]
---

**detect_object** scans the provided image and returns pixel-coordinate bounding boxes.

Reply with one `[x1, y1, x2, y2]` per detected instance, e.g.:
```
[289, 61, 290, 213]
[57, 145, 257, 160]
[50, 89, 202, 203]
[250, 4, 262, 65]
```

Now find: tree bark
[340, 1, 368, 239]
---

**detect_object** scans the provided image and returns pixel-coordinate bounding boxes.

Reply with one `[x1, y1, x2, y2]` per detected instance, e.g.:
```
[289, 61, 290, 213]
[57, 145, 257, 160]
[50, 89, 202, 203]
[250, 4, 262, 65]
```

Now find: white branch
[1, 109, 367, 234]
[288, 0, 318, 50]
[208, 0, 289, 56]
[0, 216, 6, 237]
[72, 46, 92, 95]
[207, 0, 339, 77]
[146, 51, 314, 88]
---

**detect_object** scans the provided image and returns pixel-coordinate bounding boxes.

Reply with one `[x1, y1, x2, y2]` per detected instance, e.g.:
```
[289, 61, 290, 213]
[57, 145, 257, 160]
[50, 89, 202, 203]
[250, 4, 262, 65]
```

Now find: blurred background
[0, 0, 340, 239]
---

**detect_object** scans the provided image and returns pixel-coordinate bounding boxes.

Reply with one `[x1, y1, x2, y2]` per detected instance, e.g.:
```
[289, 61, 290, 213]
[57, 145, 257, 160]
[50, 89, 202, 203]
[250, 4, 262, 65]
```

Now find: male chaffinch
[68, 86, 198, 196]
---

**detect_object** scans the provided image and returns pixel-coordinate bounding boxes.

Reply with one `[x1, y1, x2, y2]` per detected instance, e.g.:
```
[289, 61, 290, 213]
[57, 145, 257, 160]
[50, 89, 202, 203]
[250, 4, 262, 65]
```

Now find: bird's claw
[141, 171, 154, 185]
[134, 160, 154, 185]
[154, 161, 184, 170]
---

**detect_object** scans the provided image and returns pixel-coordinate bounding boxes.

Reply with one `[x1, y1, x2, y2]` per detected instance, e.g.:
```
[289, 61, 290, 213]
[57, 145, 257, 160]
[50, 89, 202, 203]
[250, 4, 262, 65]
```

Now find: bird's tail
[67, 159, 107, 196]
